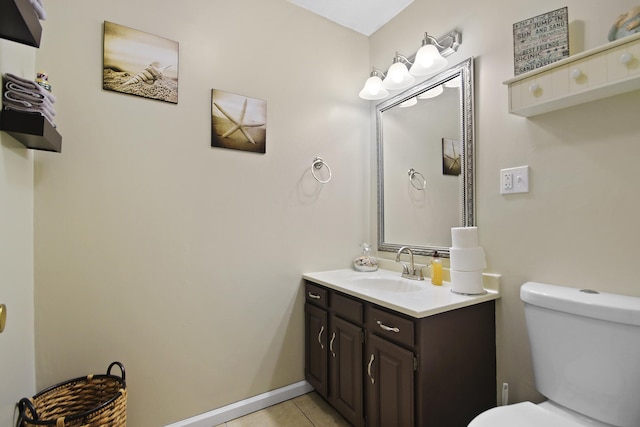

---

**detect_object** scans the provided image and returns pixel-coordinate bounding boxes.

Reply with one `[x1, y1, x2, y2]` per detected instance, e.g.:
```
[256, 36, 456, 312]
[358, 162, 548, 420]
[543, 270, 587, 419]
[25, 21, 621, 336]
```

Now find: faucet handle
[401, 263, 410, 274]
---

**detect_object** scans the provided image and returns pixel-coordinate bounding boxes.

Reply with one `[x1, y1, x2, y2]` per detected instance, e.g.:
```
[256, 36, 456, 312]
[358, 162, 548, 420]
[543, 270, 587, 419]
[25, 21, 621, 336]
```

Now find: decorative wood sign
[513, 7, 569, 75]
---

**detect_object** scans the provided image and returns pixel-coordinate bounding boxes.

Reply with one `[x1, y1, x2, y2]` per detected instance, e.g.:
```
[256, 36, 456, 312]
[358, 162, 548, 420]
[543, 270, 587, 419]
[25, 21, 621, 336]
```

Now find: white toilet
[469, 281, 640, 427]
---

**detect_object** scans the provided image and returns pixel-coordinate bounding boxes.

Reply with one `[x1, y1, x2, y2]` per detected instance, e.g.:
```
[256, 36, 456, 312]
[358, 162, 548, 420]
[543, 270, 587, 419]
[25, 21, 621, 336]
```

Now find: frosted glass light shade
[359, 75, 389, 100]
[444, 76, 462, 88]
[398, 97, 417, 108]
[410, 44, 447, 76]
[383, 62, 415, 90]
[418, 85, 443, 99]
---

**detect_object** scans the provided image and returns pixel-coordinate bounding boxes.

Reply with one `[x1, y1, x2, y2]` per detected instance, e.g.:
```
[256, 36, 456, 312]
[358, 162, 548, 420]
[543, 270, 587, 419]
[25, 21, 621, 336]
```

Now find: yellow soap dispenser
[431, 251, 443, 286]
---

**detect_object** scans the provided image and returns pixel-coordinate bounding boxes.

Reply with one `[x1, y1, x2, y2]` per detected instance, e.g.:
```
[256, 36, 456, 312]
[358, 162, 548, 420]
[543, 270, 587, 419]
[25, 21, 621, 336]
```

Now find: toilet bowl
[468, 282, 640, 427]
[469, 401, 616, 427]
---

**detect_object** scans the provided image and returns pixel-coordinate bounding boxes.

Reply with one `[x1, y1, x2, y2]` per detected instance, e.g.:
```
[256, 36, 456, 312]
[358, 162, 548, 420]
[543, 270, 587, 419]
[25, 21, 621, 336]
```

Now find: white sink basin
[351, 276, 424, 293]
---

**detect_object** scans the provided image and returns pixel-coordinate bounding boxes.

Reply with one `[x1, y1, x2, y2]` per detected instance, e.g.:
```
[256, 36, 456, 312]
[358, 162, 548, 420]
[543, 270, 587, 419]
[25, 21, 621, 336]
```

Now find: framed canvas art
[211, 89, 266, 154]
[442, 138, 461, 176]
[103, 21, 179, 103]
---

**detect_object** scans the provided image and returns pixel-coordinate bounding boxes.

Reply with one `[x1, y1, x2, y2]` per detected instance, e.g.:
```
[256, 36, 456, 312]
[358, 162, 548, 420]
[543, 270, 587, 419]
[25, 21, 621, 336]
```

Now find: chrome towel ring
[408, 168, 426, 190]
[312, 157, 332, 184]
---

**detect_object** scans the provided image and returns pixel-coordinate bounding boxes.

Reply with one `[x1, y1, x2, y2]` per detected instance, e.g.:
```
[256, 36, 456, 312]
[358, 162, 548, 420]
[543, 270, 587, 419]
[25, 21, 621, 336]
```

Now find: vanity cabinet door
[329, 316, 364, 427]
[305, 303, 328, 398]
[365, 333, 414, 427]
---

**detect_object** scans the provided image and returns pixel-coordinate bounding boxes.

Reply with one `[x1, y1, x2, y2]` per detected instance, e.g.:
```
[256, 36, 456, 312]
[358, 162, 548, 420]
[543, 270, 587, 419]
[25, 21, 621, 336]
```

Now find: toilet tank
[521, 282, 640, 427]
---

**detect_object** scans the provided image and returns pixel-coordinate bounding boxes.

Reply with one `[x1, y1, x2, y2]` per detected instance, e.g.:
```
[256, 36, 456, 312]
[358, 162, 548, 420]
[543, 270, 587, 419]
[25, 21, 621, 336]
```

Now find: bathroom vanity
[303, 269, 500, 427]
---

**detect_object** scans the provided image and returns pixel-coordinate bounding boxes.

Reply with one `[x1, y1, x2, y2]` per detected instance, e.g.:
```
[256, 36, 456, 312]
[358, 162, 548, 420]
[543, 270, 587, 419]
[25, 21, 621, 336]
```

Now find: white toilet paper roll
[450, 247, 487, 271]
[451, 227, 479, 248]
[450, 270, 485, 295]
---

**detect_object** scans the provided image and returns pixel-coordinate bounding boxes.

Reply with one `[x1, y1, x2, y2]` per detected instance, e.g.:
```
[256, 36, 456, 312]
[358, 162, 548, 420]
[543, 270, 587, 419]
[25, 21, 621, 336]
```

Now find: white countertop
[303, 268, 500, 318]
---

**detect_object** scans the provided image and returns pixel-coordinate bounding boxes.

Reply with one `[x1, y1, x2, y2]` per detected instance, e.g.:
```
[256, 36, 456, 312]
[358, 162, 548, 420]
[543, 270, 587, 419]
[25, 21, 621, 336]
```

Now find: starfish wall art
[211, 89, 267, 153]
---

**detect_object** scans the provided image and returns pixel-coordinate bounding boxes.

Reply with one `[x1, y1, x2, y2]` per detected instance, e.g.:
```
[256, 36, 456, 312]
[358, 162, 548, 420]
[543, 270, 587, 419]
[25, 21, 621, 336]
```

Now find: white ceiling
[288, 0, 414, 36]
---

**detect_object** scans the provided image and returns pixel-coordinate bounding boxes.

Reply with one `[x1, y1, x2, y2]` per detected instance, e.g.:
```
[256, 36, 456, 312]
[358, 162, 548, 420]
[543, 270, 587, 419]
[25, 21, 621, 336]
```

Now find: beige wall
[371, 0, 640, 404]
[23, 0, 640, 425]
[0, 39, 36, 424]
[34, 1, 369, 425]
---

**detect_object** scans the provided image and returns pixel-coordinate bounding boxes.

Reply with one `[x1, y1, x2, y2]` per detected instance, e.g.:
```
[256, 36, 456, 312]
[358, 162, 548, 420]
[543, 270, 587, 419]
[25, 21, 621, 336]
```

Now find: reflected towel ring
[408, 168, 426, 190]
[311, 157, 332, 184]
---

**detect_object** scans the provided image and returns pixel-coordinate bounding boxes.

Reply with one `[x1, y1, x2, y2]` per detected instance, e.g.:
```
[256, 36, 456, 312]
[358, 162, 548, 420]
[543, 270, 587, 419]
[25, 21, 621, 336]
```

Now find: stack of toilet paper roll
[450, 227, 486, 295]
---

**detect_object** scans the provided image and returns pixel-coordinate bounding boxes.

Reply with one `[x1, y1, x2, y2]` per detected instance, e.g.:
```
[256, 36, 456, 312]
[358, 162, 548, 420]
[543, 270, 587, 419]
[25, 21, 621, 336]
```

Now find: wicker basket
[16, 361, 127, 427]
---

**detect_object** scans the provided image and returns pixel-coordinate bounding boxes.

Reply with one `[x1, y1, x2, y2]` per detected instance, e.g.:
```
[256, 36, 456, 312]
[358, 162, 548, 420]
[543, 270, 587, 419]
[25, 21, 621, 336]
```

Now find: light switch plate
[500, 166, 529, 194]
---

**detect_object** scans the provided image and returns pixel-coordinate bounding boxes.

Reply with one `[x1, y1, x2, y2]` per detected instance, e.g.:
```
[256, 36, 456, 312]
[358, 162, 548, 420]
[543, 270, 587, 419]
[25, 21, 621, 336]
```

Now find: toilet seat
[468, 402, 586, 427]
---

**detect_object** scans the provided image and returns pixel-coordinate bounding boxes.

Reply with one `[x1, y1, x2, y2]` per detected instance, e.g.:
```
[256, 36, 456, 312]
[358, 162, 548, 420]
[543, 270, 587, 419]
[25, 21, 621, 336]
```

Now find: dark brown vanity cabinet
[305, 282, 365, 426]
[305, 280, 497, 427]
[305, 300, 329, 397]
[365, 306, 416, 426]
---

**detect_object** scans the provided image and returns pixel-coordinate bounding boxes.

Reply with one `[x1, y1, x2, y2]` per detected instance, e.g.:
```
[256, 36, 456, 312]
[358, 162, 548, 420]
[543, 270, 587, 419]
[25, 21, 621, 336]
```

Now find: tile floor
[215, 392, 351, 427]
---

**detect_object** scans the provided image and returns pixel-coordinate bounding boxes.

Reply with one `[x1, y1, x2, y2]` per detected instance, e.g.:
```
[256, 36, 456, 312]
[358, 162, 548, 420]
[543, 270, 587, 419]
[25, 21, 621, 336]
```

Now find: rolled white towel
[29, 0, 46, 20]
[3, 73, 56, 103]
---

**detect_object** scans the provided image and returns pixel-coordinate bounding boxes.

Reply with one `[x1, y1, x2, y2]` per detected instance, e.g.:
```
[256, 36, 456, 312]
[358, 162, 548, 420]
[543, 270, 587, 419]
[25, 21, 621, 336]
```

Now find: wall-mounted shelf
[0, 109, 61, 152]
[504, 32, 640, 117]
[0, 0, 42, 47]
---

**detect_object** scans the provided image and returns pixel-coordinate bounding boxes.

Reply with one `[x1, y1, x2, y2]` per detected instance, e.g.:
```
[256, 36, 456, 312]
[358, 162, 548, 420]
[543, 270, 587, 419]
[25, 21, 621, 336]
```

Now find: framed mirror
[377, 57, 474, 257]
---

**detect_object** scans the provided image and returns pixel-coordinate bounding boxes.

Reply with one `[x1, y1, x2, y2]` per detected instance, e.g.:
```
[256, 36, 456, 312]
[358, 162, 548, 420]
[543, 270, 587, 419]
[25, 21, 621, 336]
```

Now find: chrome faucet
[395, 246, 424, 280]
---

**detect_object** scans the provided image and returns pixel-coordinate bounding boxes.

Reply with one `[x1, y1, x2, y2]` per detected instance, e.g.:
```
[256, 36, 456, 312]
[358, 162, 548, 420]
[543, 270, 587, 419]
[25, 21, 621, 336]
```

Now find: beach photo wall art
[103, 21, 179, 104]
[211, 89, 267, 154]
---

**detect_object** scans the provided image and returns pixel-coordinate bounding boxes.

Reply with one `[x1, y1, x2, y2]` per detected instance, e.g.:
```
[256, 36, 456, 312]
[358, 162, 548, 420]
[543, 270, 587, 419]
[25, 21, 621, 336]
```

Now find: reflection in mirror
[377, 58, 474, 257]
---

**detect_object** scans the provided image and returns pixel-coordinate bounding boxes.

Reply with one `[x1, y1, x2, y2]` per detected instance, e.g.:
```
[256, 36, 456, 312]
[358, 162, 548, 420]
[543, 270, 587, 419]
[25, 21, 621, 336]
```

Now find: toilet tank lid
[521, 282, 640, 326]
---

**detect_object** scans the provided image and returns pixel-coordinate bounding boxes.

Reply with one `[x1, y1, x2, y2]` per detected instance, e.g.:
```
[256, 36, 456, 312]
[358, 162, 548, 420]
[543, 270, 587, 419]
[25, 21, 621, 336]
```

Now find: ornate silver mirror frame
[376, 57, 474, 257]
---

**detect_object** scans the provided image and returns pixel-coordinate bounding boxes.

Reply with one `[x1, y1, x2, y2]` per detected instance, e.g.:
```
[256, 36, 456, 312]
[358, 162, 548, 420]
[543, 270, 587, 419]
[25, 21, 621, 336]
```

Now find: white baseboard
[164, 381, 314, 427]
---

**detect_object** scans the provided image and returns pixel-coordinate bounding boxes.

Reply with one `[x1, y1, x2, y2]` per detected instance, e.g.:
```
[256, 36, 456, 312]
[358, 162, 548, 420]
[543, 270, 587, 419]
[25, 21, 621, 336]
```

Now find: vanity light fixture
[359, 29, 462, 100]
[358, 68, 389, 100]
[382, 53, 415, 90]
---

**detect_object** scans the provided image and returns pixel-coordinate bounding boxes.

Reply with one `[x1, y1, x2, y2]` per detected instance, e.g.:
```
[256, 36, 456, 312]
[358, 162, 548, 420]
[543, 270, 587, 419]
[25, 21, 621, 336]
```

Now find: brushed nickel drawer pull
[329, 332, 336, 357]
[308, 292, 321, 299]
[318, 325, 324, 349]
[367, 354, 375, 384]
[377, 320, 400, 333]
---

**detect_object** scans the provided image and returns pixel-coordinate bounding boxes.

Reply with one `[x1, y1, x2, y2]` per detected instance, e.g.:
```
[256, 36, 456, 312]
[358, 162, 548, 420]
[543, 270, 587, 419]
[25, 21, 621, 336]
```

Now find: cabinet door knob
[377, 320, 400, 333]
[318, 325, 324, 349]
[308, 292, 321, 300]
[528, 82, 539, 93]
[367, 354, 375, 384]
[571, 68, 583, 80]
[620, 52, 633, 65]
[329, 332, 336, 357]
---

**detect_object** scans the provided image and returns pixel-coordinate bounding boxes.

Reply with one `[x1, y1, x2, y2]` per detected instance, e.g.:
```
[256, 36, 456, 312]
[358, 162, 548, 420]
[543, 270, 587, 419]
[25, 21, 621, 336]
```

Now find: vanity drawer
[332, 292, 363, 325]
[368, 306, 414, 348]
[305, 282, 328, 308]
